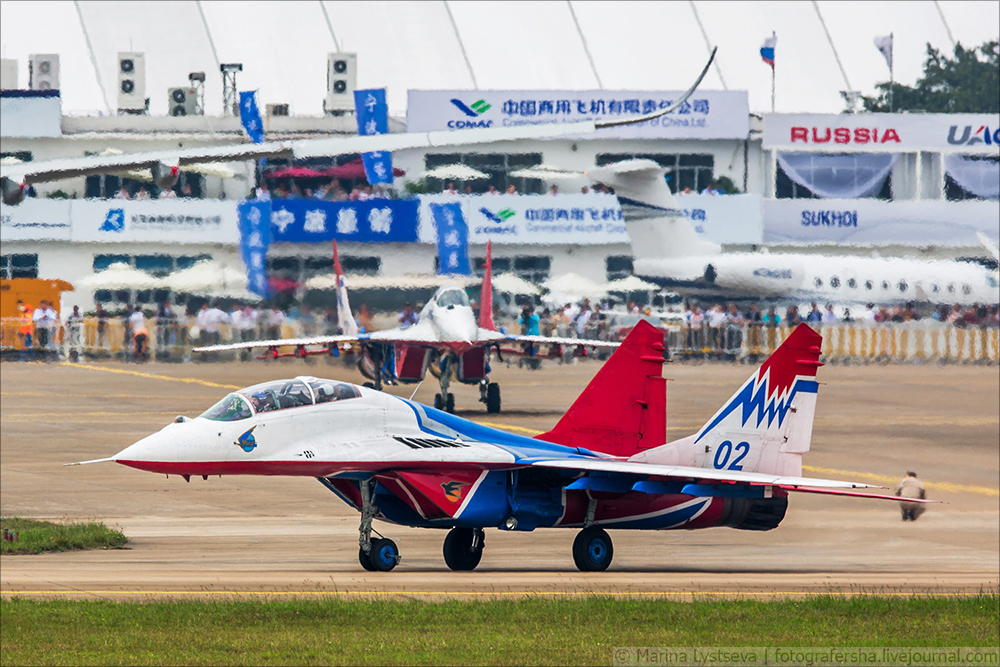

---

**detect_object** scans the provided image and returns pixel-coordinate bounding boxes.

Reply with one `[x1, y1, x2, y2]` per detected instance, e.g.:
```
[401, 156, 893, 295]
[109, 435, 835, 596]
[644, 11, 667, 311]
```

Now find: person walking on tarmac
[894, 471, 927, 522]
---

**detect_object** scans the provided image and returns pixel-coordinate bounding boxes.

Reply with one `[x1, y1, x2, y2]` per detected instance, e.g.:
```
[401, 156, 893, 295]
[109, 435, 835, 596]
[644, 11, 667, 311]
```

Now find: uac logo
[100, 209, 125, 233]
[235, 426, 258, 452]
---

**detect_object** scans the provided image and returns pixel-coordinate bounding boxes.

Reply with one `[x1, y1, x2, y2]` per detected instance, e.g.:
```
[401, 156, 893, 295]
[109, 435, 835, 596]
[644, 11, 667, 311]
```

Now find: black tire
[434, 393, 443, 410]
[445, 393, 455, 413]
[370, 538, 399, 572]
[358, 547, 377, 572]
[572, 527, 613, 572]
[486, 383, 501, 413]
[443, 527, 484, 571]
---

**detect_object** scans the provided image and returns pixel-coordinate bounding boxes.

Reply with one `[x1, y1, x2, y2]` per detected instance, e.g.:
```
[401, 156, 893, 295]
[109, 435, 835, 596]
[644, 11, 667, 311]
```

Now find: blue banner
[269, 200, 419, 243]
[239, 91, 265, 144]
[430, 202, 471, 275]
[354, 89, 394, 185]
[238, 200, 273, 297]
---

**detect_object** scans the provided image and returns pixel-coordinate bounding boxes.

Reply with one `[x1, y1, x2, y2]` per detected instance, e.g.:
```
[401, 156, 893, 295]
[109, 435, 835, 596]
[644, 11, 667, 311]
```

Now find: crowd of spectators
[255, 181, 393, 202]
[5, 296, 998, 363]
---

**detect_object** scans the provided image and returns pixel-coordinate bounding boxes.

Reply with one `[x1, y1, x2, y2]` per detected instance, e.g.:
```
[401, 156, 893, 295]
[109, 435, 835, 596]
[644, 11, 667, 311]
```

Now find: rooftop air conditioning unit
[323, 52, 356, 114]
[28, 54, 59, 91]
[117, 52, 147, 113]
[168, 87, 199, 116]
[0, 59, 17, 90]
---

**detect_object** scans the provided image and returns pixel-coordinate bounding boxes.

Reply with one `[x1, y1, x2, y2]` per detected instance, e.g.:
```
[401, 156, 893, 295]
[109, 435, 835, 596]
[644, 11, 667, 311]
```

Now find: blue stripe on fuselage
[395, 396, 587, 463]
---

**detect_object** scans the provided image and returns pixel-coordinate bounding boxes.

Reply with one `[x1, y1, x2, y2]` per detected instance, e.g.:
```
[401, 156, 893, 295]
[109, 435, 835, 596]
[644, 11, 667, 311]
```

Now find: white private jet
[587, 160, 1000, 307]
[74, 322, 935, 572]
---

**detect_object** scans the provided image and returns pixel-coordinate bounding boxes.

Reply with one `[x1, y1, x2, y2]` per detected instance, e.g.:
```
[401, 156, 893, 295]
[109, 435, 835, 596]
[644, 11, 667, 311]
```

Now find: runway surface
[2, 356, 997, 600]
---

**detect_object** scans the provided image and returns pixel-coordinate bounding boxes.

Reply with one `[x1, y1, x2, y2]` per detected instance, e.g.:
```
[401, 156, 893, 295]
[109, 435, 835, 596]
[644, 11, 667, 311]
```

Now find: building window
[596, 153, 715, 194]
[605, 255, 634, 281]
[267, 255, 380, 285]
[424, 153, 543, 194]
[775, 156, 893, 200]
[1, 253, 39, 279]
[512, 255, 550, 284]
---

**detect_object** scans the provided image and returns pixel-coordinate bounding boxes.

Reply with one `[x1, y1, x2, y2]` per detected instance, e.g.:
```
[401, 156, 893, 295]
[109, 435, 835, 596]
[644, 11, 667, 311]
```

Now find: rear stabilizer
[631, 324, 823, 477]
[536, 320, 666, 457]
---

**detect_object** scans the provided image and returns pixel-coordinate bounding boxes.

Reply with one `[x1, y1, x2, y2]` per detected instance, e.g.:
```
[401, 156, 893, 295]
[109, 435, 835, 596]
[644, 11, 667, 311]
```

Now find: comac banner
[0, 199, 72, 241]
[764, 113, 1000, 153]
[417, 193, 762, 246]
[70, 199, 240, 244]
[763, 199, 1000, 246]
[269, 199, 419, 244]
[407, 90, 749, 140]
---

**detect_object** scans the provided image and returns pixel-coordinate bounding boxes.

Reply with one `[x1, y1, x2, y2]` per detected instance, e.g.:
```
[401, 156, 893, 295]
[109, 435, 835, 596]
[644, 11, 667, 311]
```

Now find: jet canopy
[198, 377, 361, 421]
[434, 287, 471, 308]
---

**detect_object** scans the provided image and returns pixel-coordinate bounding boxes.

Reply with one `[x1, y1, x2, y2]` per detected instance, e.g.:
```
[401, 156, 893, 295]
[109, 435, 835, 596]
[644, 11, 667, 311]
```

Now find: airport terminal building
[2, 85, 998, 313]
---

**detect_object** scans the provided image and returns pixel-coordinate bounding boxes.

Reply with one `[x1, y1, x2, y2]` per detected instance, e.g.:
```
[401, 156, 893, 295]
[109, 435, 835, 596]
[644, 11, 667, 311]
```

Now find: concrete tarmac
[1, 356, 997, 600]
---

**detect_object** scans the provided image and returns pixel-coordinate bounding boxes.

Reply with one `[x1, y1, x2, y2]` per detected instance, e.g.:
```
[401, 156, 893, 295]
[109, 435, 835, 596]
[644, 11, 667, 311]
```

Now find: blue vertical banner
[430, 202, 471, 275]
[239, 200, 273, 297]
[239, 91, 265, 144]
[353, 88, 394, 185]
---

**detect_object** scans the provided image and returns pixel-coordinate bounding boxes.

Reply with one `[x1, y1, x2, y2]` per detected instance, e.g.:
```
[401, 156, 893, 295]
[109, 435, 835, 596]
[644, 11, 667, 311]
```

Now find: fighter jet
[193, 240, 621, 414]
[77, 322, 934, 572]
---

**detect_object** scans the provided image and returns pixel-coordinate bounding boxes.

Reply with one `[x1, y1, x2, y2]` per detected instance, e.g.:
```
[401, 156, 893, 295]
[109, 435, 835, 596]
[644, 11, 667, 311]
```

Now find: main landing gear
[443, 527, 485, 571]
[572, 527, 614, 572]
[479, 379, 501, 414]
[357, 478, 399, 572]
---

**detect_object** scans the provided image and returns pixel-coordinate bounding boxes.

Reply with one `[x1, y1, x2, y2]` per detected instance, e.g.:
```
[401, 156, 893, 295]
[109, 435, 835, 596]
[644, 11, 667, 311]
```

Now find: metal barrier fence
[1, 317, 997, 364]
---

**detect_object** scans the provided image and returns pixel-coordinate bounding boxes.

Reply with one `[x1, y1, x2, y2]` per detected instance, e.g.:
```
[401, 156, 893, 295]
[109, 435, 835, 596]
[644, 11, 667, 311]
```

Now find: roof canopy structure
[1, 1, 996, 118]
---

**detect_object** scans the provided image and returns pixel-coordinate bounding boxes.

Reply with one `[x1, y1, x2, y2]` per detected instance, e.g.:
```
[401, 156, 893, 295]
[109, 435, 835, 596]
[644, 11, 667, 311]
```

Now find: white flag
[874, 34, 893, 70]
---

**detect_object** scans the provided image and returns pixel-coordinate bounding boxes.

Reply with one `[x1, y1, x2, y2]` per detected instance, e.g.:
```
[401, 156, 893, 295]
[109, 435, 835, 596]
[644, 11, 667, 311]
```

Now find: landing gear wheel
[445, 393, 455, 413]
[434, 393, 443, 410]
[370, 538, 399, 572]
[485, 383, 501, 413]
[443, 527, 484, 571]
[573, 527, 613, 572]
[358, 548, 377, 571]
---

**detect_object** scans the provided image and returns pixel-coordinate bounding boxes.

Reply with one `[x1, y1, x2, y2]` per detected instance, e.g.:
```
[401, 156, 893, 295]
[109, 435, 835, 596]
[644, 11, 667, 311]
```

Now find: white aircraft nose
[435, 306, 478, 342]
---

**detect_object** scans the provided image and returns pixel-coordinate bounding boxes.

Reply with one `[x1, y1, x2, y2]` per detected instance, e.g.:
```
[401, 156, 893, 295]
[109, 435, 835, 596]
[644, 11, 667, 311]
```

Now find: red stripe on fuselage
[116, 459, 513, 477]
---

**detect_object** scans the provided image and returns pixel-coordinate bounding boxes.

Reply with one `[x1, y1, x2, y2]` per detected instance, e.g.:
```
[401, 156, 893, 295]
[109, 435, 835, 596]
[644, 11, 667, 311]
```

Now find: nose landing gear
[443, 527, 485, 571]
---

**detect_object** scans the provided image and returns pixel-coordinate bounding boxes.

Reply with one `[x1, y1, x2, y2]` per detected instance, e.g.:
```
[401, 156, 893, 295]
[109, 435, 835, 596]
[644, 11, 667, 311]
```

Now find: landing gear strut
[357, 478, 398, 572]
[443, 527, 485, 571]
[434, 351, 457, 413]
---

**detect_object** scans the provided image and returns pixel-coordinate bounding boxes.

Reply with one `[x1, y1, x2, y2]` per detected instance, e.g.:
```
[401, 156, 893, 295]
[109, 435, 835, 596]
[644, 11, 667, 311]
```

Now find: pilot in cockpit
[315, 382, 359, 403]
[250, 391, 277, 413]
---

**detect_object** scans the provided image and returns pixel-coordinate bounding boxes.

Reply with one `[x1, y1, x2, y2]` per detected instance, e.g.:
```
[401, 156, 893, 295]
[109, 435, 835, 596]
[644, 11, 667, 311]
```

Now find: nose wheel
[357, 478, 400, 572]
[443, 527, 485, 571]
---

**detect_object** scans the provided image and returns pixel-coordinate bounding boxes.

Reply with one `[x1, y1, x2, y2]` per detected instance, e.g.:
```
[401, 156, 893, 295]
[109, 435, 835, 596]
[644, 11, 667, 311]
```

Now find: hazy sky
[1, 1, 997, 117]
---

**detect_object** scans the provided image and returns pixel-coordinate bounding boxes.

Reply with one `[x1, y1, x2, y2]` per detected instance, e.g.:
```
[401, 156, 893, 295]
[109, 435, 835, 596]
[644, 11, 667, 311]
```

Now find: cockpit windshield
[435, 288, 470, 308]
[199, 393, 253, 421]
[239, 379, 314, 414]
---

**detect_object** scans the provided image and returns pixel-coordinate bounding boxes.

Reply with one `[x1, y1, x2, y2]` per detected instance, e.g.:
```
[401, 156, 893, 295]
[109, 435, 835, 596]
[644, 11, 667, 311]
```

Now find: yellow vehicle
[0, 278, 75, 319]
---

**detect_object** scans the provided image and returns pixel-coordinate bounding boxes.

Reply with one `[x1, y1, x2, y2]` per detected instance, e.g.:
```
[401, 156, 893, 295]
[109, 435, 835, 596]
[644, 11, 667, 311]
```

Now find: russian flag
[760, 33, 776, 69]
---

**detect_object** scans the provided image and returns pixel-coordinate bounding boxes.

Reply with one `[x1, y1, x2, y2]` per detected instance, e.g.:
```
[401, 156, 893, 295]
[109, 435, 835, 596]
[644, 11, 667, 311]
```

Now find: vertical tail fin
[631, 324, 823, 477]
[536, 320, 666, 457]
[478, 240, 495, 331]
[587, 159, 719, 261]
[333, 240, 358, 336]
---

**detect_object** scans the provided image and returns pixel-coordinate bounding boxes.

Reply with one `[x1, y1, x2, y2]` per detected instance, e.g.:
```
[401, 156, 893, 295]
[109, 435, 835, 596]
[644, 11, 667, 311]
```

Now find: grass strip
[0, 517, 127, 555]
[1, 594, 996, 666]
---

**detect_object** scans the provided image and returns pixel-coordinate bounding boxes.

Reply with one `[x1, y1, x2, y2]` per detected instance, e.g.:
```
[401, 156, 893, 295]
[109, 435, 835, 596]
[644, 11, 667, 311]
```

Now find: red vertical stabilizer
[478, 240, 495, 331]
[536, 320, 666, 457]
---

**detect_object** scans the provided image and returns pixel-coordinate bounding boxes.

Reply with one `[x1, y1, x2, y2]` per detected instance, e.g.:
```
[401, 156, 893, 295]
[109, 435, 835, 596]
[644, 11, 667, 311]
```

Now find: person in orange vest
[17, 301, 34, 361]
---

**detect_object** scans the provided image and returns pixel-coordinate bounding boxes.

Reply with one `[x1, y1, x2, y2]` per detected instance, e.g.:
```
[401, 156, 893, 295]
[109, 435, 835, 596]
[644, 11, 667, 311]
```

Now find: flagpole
[889, 32, 894, 113]
[770, 31, 776, 113]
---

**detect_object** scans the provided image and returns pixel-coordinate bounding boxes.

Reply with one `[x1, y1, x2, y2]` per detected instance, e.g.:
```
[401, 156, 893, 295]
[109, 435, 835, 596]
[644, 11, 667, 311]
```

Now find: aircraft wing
[1, 48, 716, 191]
[526, 457, 937, 502]
[500, 334, 621, 349]
[192, 334, 363, 353]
